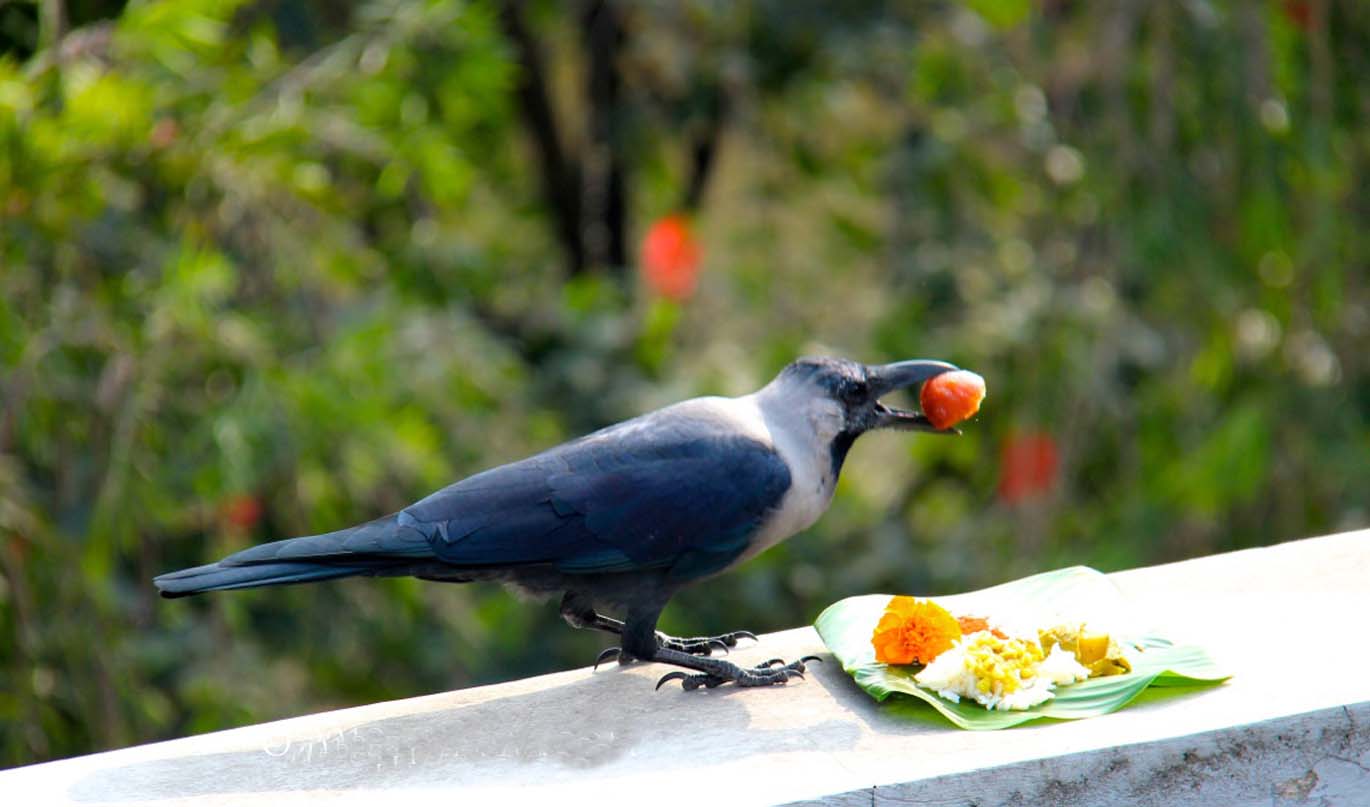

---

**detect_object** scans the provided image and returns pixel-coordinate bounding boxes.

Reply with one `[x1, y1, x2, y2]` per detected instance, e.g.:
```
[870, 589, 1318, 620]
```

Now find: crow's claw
[656, 671, 727, 691]
[593, 646, 625, 670]
[655, 671, 685, 691]
[656, 671, 707, 691]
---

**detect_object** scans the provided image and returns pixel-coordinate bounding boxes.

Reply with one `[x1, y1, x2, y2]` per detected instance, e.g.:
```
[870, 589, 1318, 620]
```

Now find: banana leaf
[813, 566, 1229, 730]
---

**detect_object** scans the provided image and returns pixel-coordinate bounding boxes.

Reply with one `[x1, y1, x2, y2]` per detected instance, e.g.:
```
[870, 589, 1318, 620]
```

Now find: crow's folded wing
[399, 411, 792, 580]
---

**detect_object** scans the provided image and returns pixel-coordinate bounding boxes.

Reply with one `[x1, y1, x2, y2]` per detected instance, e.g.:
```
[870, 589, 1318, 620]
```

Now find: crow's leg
[558, 595, 639, 668]
[560, 592, 755, 662]
[617, 608, 818, 691]
[559, 591, 626, 634]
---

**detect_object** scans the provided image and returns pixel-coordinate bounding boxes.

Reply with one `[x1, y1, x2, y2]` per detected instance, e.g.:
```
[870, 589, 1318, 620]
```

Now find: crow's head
[764, 355, 959, 473]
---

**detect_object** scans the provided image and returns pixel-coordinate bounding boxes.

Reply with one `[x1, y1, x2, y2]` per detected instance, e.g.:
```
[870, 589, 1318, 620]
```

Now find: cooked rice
[914, 630, 1090, 711]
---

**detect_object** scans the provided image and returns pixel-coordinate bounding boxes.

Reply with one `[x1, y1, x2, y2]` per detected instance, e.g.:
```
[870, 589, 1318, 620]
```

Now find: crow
[156, 356, 959, 689]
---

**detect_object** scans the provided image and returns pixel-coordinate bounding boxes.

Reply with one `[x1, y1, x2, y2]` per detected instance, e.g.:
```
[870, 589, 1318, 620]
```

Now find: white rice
[914, 631, 1090, 711]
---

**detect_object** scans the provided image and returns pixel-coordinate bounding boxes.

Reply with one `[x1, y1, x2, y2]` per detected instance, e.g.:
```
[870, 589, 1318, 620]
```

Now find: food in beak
[920, 370, 987, 430]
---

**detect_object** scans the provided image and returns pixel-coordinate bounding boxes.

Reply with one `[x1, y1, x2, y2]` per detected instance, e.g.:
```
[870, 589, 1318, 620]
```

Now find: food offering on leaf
[819, 567, 1230, 730]
[920, 370, 987, 430]
[868, 595, 1133, 712]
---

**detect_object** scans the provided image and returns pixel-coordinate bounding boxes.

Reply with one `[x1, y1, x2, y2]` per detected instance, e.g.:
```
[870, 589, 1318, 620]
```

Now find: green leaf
[814, 567, 1229, 730]
[965, 0, 1031, 30]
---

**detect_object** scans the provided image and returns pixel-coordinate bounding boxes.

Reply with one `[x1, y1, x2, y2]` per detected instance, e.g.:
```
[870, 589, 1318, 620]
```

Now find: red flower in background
[222, 494, 263, 530]
[640, 214, 701, 301]
[998, 432, 1059, 504]
[149, 118, 179, 149]
[1281, 0, 1312, 31]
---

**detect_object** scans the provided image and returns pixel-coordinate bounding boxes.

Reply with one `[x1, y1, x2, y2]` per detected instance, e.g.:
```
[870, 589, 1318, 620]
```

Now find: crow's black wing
[400, 409, 792, 581]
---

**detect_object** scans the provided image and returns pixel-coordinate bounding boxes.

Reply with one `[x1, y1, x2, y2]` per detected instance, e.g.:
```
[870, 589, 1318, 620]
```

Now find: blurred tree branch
[581, 0, 627, 273]
[499, 0, 586, 276]
[38, 0, 65, 52]
[683, 82, 727, 211]
[498, 1, 730, 275]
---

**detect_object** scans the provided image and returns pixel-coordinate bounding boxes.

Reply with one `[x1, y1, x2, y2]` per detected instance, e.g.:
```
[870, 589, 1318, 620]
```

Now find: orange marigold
[871, 596, 962, 665]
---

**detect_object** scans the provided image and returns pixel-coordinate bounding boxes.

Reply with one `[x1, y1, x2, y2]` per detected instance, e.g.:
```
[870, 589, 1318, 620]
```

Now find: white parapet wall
[4, 530, 1369, 806]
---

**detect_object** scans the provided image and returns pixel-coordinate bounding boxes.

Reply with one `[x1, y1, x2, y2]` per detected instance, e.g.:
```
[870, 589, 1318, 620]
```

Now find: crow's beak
[866, 359, 959, 433]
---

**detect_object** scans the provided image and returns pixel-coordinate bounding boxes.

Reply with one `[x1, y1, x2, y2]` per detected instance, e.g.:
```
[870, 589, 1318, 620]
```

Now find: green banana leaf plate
[814, 566, 1229, 730]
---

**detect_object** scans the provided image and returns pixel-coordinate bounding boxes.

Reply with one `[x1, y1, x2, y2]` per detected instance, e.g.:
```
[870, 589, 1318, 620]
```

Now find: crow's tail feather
[154, 513, 433, 598]
[154, 561, 371, 598]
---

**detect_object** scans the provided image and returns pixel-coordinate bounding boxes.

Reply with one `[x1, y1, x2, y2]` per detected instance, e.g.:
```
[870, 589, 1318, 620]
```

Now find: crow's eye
[843, 380, 870, 403]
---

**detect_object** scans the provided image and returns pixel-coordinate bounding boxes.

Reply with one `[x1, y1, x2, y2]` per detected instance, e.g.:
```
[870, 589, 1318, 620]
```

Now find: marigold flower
[871, 596, 962, 665]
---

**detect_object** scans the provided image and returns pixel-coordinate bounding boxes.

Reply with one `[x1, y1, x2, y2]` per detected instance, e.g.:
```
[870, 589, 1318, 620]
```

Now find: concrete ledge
[788, 703, 1369, 807]
[5, 530, 1369, 806]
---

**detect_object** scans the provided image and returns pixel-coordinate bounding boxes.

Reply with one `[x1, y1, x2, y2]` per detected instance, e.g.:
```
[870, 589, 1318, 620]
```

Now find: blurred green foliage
[2, 0, 1368, 766]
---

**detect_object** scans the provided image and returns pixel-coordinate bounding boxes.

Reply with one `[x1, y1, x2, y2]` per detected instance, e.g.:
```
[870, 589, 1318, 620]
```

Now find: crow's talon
[655, 671, 689, 690]
[693, 638, 730, 655]
[656, 671, 727, 691]
[746, 657, 811, 681]
[593, 646, 625, 670]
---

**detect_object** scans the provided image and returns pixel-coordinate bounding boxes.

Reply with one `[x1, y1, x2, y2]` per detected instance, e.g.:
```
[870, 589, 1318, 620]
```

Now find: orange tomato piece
[919, 370, 986, 430]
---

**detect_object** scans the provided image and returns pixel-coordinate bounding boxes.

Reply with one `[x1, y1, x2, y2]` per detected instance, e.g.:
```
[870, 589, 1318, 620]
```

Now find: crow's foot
[590, 629, 756, 669]
[657, 629, 757, 656]
[655, 656, 821, 691]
